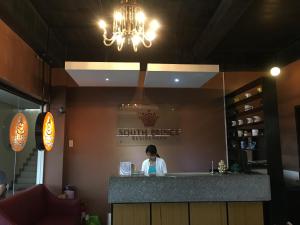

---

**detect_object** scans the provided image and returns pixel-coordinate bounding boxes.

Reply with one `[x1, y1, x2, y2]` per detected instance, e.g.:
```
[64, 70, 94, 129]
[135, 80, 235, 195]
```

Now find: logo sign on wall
[35, 112, 55, 151]
[9, 112, 29, 152]
[117, 104, 183, 146]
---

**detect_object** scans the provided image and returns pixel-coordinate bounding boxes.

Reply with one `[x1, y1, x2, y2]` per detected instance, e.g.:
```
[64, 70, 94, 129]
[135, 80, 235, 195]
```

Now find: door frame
[295, 105, 300, 178]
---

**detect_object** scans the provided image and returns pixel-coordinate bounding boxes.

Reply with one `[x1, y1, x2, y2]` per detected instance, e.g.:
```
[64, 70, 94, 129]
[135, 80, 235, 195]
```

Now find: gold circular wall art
[9, 112, 29, 152]
[35, 112, 55, 151]
[43, 112, 55, 151]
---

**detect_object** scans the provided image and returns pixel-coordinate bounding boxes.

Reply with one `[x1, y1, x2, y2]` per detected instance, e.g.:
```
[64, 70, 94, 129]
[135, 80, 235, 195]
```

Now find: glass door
[0, 87, 43, 198]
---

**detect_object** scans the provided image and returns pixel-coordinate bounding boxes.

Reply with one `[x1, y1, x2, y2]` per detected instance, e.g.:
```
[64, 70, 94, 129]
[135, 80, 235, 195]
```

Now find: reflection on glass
[0, 89, 41, 198]
[9, 112, 29, 152]
[0, 170, 7, 199]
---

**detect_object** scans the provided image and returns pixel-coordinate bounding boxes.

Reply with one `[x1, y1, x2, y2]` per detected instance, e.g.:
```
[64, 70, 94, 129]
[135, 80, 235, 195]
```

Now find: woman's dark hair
[146, 145, 160, 157]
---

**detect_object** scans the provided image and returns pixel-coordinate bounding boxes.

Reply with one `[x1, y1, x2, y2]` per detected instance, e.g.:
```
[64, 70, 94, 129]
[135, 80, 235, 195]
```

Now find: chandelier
[98, 0, 160, 52]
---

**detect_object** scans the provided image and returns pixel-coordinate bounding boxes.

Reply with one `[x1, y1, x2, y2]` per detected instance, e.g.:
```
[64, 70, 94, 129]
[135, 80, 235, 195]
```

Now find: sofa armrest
[46, 189, 81, 220]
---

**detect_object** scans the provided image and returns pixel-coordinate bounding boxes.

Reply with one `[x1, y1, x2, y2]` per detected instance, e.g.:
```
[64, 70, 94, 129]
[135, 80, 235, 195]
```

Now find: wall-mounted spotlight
[59, 106, 66, 114]
[270, 67, 281, 77]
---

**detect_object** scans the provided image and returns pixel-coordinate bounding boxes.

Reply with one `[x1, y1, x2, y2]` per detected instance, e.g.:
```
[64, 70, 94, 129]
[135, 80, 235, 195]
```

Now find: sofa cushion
[0, 185, 80, 225]
[0, 185, 46, 225]
[0, 209, 17, 225]
[37, 216, 79, 225]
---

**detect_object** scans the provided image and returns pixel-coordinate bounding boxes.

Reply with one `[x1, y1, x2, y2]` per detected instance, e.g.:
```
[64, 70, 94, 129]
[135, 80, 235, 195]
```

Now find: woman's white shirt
[141, 158, 167, 176]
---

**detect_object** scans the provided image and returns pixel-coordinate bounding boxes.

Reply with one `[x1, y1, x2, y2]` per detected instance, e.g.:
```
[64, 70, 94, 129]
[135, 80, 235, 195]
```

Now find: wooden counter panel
[113, 203, 150, 225]
[112, 202, 264, 225]
[228, 202, 264, 225]
[190, 203, 227, 225]
[151, 203, 189, 225]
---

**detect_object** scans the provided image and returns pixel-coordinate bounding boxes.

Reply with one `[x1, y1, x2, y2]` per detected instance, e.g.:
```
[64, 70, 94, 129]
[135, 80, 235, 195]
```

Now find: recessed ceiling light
[270, 67, 281, 77]
[105, 78, 110, 81]
[174, 78, 180, 83]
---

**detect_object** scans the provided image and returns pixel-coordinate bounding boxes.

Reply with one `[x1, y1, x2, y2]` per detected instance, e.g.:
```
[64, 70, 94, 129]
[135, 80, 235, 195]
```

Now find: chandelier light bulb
[146, 31, 156, 41]
[116, 35, 124, 45]
[270, 67, 281, 77]
[150, 19, 160, 31]
[114, 11, 123, 21]
[136, 11, 146, 23]
[132, 35, 141, 46]
[98, 20, 106, 29]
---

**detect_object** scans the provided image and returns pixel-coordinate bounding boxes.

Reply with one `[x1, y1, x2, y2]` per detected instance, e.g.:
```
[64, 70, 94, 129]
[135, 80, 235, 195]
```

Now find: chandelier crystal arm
[102, 32, 115, 46]
[141, 36, 152, 48]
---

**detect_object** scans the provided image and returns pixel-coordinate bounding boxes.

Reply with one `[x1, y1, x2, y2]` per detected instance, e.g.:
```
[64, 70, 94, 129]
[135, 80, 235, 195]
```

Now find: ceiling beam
[192, 0, 254, 62]
[0, 0, 65, 66]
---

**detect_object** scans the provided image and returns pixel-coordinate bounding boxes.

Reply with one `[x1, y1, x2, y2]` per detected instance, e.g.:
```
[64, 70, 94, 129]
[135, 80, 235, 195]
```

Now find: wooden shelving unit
[225, 77, 286, 224]
[227, 93, 263, 109]
[226, 78, 266, 169]
[227, 106, 263, 119]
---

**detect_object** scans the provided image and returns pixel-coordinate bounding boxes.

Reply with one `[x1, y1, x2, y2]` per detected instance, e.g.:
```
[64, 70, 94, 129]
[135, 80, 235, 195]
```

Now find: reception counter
[109, 173, 271, 225]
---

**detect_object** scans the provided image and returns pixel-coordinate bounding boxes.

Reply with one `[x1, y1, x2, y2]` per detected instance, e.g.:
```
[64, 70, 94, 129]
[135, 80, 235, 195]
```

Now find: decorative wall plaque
[9, 112, 29, 152]
[117, 104, 183, 146]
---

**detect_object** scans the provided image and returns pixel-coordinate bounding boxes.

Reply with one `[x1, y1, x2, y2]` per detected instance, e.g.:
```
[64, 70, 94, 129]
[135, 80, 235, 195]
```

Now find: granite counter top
[108, 173, 271, 203]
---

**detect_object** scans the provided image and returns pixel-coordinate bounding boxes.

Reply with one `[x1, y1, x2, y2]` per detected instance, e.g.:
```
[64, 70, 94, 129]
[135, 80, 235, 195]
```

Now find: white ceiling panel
[145, 64, 219, 88]
[65, 62, 140, 87]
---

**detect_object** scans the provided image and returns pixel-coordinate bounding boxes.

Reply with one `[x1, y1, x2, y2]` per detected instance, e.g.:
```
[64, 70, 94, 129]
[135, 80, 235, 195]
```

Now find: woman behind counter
[141, 145, 167, 176]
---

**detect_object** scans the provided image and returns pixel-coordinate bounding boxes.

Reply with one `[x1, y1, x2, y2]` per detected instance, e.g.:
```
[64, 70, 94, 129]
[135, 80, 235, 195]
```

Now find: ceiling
[1, 0, 300, 70]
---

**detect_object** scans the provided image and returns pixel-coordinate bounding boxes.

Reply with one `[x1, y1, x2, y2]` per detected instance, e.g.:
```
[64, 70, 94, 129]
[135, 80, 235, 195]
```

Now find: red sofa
[0, 185, 81, 225]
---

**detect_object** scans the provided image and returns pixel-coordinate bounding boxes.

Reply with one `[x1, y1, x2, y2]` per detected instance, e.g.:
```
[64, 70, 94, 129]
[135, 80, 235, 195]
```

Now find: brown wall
[224, 72, 267, 93]
[277, 60, 300, 171]
[51, 68, 78, 87]
[51, 67, 300, 223]
[63, 74, 226, 223]
[0, 19, 48, 100]
[43, 69, 77, 193]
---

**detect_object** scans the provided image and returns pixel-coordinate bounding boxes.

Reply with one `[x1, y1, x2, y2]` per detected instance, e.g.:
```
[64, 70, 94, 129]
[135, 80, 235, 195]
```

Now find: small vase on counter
[218, 160, 227, 175]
